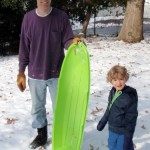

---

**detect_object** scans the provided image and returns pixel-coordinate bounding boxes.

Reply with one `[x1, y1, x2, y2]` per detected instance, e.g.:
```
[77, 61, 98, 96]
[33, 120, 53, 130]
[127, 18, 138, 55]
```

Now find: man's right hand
[17, 72, 26, 92]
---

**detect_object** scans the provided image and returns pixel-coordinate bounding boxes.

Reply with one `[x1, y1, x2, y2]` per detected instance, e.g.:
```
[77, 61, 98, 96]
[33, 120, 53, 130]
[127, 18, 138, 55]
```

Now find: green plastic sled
[52, 42, 90, 150]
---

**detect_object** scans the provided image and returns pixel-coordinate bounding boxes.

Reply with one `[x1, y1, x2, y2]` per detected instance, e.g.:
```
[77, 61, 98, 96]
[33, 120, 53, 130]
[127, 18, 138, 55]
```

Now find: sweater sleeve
[61, 13, 74, 50]
[18, 14, 30, 73]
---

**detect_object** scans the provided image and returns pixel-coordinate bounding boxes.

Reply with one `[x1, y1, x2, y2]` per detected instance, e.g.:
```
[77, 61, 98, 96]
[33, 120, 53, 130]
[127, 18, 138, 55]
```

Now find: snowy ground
[0, 34, 150, 150]
[82, 36, 150, 150]
[0, 2, 150, 150]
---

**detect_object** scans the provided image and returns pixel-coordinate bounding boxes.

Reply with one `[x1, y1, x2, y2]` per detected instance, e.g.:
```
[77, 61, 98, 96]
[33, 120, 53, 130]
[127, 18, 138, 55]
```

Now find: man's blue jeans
[28, 78, 58, 129]
[108, 131, 134, 150]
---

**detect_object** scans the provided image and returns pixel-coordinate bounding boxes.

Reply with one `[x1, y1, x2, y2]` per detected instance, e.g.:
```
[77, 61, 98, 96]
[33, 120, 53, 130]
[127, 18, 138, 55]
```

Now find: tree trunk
[82, 12, 91, 38]
[117, 0, 145, 43]
[94, 14, 96, 35]
[83, 0, 94, 5]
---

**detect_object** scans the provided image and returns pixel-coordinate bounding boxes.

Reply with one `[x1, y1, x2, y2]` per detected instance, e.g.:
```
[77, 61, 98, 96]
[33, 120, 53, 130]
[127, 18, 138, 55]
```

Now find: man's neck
[36, 7, 52, 17]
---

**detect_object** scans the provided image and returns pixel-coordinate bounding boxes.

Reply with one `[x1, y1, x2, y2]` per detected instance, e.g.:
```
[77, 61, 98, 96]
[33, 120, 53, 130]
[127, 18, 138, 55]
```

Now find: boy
[97, 65, 138, 150]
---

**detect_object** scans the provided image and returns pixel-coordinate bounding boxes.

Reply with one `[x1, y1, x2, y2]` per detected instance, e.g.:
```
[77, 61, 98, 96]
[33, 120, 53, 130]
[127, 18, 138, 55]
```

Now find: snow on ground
[82, 36, 150, 150]
[0, 34, 150, 150]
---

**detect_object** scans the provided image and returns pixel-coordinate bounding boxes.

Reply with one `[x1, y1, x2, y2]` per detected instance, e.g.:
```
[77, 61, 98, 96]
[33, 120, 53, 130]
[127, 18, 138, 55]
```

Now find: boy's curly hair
[107, 65, 129, 83]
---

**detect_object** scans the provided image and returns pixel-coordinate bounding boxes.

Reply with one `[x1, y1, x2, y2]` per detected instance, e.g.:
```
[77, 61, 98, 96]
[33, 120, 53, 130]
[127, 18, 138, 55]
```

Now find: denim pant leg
[28, 78, 47, 129]
[116, 134, 124, 150]
[108, 131, 118, 150]
[108, 131, 134, 150]
[124, 133, 134, 150]
[129, 144, 134, 150]
[108, 131, 124, 150]
[46, 78, 58, 111]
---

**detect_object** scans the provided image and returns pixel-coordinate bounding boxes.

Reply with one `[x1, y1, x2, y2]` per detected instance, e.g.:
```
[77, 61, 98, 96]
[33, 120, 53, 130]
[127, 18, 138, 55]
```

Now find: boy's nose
[116, 82, 121, 86]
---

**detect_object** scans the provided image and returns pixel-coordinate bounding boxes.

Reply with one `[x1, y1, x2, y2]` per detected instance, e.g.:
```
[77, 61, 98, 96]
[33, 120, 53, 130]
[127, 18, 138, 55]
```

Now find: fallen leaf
[90, 144, 94, 150]
[141, 125, 146, 129]
[5, 118, 18, 125]
[91, 107, 103, 116]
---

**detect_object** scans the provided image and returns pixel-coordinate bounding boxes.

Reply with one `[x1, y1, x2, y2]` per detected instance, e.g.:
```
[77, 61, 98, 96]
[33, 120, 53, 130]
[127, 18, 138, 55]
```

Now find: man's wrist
[18, 71, 25, 77]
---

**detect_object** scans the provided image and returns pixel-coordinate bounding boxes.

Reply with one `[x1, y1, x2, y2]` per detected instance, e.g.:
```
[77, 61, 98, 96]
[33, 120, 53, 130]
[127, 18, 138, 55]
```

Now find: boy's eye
[113, 79, 117, 81]
[120, 78, 125, 81]
[113, 78, 124, 81]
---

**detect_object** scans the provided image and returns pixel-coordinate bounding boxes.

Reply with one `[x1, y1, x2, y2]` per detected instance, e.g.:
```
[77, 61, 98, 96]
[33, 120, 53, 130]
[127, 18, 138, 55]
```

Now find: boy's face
[111, 77, 126, 92]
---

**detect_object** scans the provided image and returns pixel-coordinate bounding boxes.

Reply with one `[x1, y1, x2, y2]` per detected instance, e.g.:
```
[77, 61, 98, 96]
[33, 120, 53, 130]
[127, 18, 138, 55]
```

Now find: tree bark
[82, 12, 91, 38]
[83, 0, 94, 5]
[117, 0, 145, 43]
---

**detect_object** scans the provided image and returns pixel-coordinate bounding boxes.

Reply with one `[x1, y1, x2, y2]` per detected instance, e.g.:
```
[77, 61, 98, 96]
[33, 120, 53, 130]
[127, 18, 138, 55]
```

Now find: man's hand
[17, 72, 26, 92]
[72, 37, 86, 46]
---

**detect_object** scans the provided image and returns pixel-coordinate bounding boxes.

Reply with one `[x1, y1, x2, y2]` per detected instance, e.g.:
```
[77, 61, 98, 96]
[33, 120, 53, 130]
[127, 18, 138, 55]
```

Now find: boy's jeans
[28, 78, 58, 129]
[108, 131, 134, 150]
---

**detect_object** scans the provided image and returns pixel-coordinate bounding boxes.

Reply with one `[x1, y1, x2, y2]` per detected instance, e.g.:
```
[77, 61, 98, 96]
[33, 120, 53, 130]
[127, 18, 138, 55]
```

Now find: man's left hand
[72, 37, 86, 46]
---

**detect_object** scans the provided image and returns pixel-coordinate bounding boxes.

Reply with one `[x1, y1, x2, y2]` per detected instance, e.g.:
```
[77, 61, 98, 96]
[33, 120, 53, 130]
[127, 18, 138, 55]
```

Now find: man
[17, 0, 82, 149]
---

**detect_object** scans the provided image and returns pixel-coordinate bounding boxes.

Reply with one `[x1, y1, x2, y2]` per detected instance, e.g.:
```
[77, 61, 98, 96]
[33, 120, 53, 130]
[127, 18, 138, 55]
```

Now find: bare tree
[81, 5, 92, 37]
[81, 0, 93, 36]
[118, 0, 145, 43]
[81, 0, 107, 37]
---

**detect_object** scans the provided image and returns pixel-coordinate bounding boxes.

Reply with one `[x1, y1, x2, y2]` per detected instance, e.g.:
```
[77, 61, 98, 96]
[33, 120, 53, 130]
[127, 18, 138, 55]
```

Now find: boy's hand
[97, 116, 108, 131]
[17, 72, 26, 92]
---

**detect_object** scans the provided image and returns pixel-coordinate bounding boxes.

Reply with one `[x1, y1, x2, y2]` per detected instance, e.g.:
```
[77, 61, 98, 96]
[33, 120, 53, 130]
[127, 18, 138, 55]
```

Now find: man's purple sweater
[19, 8, 74, 80]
